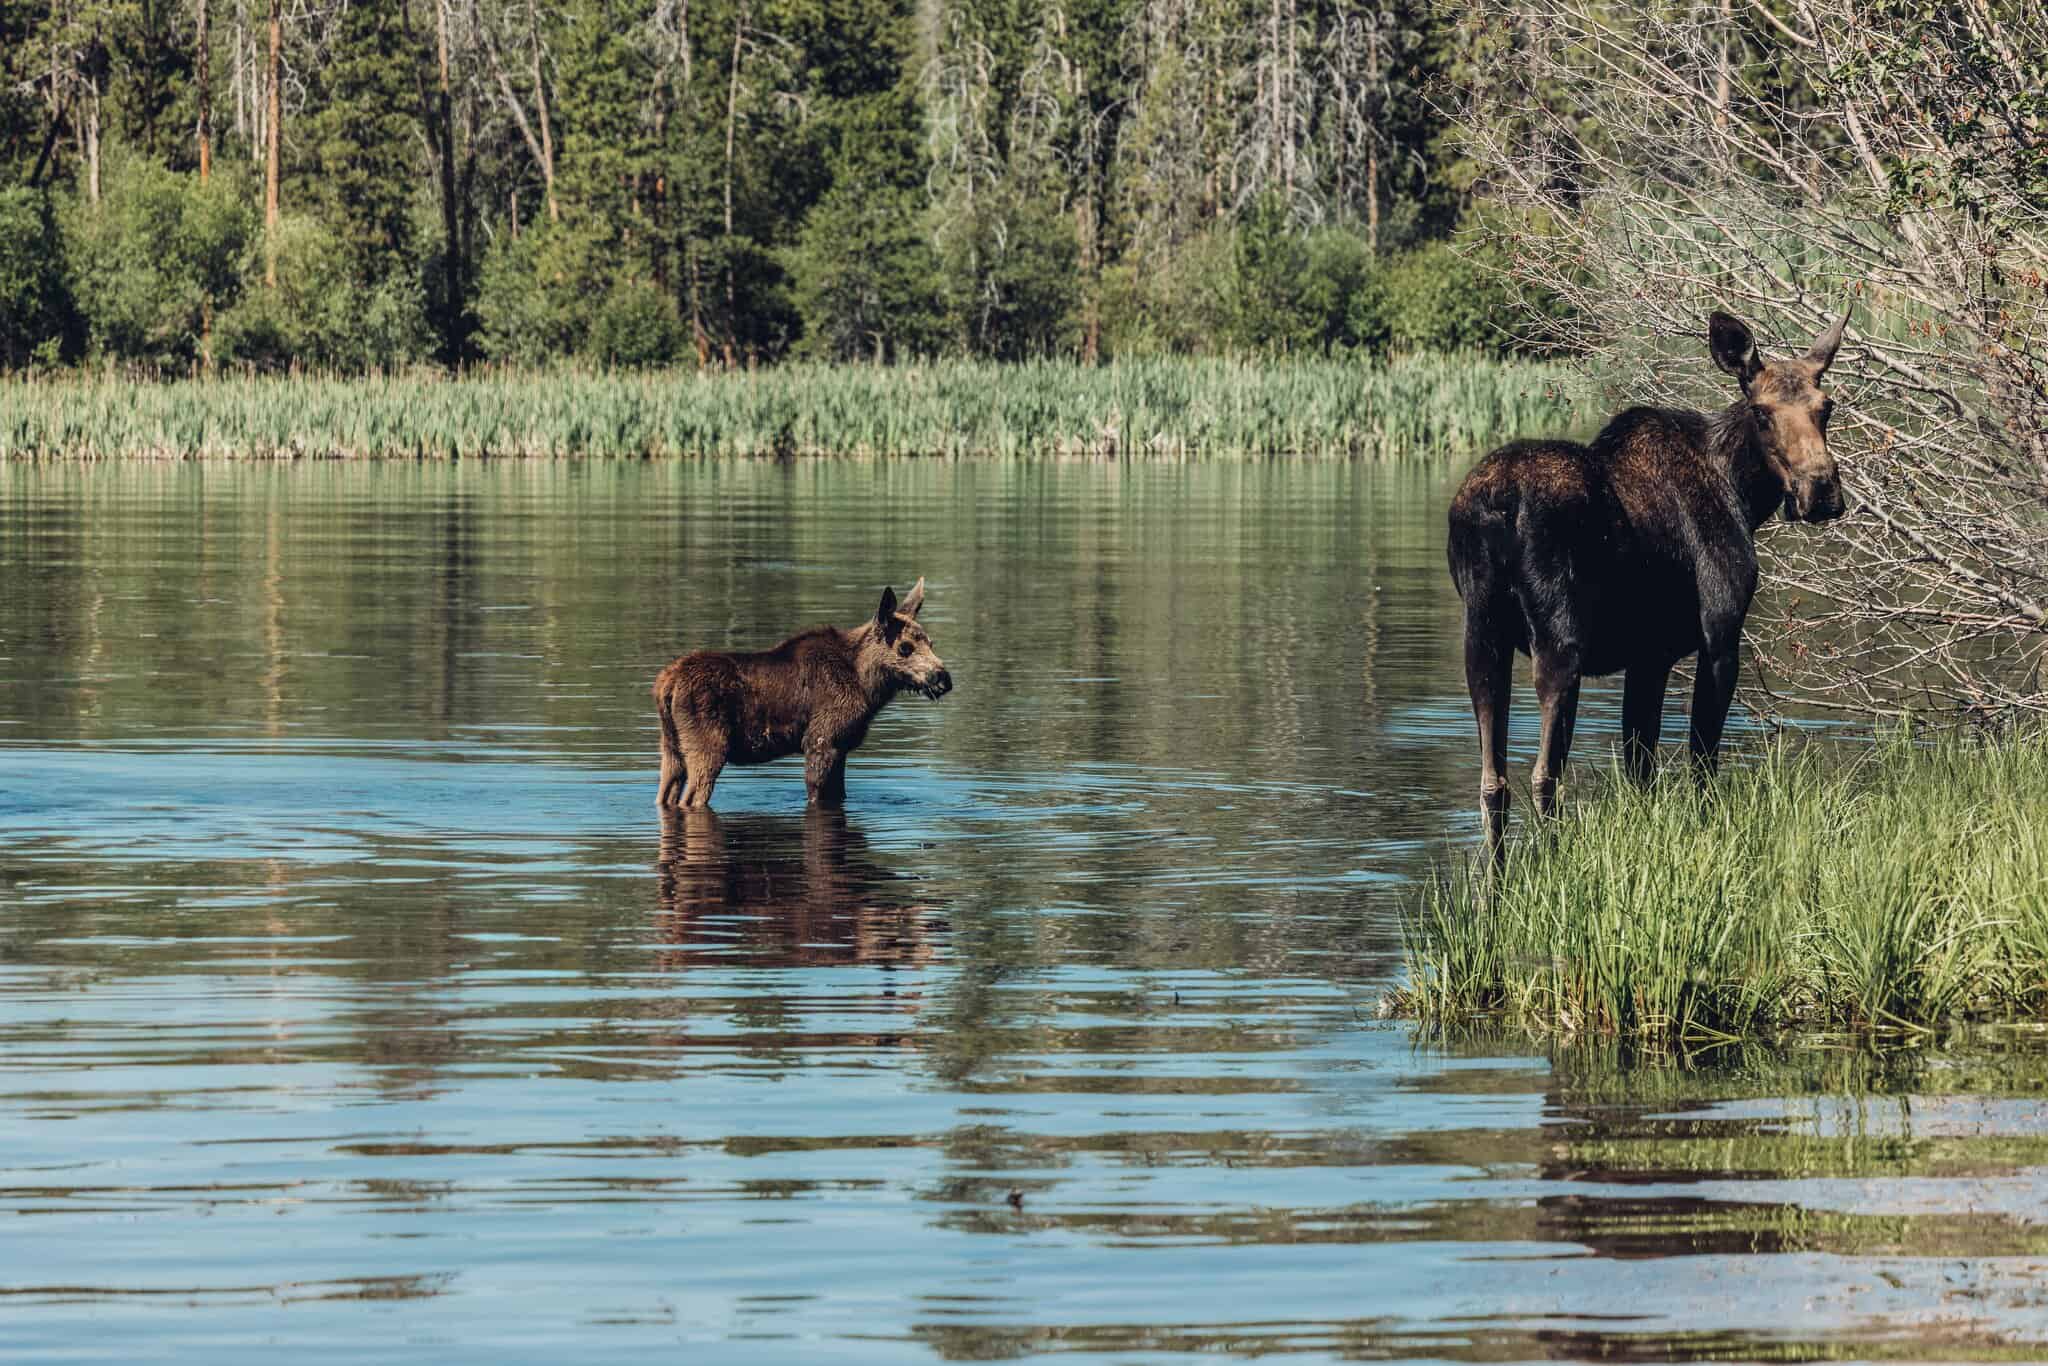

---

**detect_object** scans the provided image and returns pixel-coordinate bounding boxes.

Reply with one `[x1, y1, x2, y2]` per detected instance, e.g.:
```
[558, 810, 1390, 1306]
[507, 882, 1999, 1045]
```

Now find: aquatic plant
[1395, 732, 2048, 1046]
[0, 356, 1584, 460]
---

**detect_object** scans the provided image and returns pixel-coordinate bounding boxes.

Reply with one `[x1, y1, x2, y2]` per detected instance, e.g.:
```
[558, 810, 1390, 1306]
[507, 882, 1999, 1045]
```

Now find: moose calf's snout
[929, 668, 954, 698]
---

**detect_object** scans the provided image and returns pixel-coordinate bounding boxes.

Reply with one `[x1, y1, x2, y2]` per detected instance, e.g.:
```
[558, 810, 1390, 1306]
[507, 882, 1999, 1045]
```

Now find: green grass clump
[0, 355, 1584, 460]
[1396, 733, 2048, 1047]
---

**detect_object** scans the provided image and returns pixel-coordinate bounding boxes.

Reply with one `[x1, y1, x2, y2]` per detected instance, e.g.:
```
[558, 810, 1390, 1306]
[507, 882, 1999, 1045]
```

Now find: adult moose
[1447, 308, 1850, 863]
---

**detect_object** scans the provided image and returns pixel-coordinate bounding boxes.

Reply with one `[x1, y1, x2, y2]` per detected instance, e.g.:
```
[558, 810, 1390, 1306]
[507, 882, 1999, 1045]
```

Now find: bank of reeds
[1395, 734, 2048, 1046]
[0, 355, 1582, 460]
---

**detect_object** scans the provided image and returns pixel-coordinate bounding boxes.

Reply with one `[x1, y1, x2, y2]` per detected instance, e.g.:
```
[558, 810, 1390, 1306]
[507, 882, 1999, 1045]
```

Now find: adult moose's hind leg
[1621, 662, 1671, 784]
[1531, 646, 1582, 820]
[1688, 642, 1741, 776]
[1464, 619, 1514, 867]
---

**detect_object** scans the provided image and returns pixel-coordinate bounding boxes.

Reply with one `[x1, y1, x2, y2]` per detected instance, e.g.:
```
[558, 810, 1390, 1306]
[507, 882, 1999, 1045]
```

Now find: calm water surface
[5, 461, 2048, 1363]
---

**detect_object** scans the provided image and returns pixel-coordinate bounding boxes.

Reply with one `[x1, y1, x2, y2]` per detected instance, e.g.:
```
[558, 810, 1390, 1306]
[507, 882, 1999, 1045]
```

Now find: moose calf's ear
[1708, 312, 1762, 387]
[875, 586, 898, 627]
[1807, 306, 1850, 375]
[900, 577, 927, 620]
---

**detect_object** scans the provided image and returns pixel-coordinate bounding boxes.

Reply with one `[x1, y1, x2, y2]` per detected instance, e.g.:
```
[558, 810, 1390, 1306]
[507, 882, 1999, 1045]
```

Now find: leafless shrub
[1453, 0, 2048, 721]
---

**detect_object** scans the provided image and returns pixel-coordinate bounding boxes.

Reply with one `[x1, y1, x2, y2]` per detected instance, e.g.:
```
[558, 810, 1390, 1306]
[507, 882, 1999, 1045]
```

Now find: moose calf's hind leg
[657, 749, 685, 808]
[681, 747, 726, 809]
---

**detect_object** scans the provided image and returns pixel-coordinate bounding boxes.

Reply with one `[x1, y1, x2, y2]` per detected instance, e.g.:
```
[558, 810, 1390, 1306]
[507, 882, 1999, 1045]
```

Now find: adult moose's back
[1447, 309, 1850, 863]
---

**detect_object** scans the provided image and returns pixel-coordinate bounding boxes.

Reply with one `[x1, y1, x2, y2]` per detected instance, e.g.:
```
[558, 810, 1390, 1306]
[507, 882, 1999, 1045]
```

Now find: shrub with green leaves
[0, 187, 77, 368]
[63, 155, 255, 367]
[214, 215, 432, 371]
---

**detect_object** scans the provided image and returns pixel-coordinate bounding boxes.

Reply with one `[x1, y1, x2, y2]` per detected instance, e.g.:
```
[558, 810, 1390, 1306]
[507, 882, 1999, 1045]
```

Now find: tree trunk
[530, 0, 559, 221]
[435, 0, 463, 354]
[1714, 0, 1732, 133]
[265, 0, 281, 286]
[197, 0, 212, 181]
[1365, 20, 1379, 252]
[722, 1, 746, 365]
[85, 83, 100, 204]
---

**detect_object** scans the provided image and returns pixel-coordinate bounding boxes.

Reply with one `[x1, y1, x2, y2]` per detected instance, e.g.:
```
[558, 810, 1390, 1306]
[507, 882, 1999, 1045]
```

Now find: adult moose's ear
[899, 577, 926, 620]
[1807, 305, 1850, 376]
[1708, 312, 1763, 389]
[875, 586, 903, 640]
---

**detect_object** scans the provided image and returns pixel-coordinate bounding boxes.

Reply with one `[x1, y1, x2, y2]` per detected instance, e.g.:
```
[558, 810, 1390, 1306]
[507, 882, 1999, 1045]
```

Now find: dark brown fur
[1447, 310, 1850, 863]
[653, 579, 952, 808]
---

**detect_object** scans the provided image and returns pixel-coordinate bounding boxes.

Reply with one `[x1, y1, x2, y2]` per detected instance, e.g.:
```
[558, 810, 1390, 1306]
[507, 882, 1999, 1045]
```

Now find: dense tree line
[0, 0, 1545, 371]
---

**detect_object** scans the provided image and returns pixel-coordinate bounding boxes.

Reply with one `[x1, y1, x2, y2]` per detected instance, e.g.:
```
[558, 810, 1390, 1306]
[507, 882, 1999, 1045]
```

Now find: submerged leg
[804, 744, 849, 807]
[680, 742, 727, 809]
[1531, 647, 1582, 819]
[1464, 621, 1514, 867]
[658, 742, 686, 808]
[656, 692, 687, 808]
[1621, 662, 1671, 785]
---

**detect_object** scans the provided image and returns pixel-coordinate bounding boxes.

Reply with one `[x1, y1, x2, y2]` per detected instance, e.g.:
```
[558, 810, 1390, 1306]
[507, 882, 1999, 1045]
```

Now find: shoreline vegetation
[1392, 733, 2048, 1049]
[0, 356, 1583, 461]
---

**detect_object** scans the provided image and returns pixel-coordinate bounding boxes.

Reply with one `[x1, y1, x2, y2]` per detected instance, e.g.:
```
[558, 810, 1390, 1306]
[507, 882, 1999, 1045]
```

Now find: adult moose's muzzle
[1786, 477, 1847, 524]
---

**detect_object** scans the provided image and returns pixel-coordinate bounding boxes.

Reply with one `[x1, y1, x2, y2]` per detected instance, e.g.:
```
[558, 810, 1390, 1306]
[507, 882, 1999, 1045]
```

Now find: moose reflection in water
[1448, 308, 1851, 862]
[654, 807, 946, 971]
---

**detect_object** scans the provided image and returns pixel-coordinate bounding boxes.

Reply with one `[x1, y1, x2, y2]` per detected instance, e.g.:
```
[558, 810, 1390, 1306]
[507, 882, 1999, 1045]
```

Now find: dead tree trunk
[264, 0, 281, 285]
[197, 0, 212, 180]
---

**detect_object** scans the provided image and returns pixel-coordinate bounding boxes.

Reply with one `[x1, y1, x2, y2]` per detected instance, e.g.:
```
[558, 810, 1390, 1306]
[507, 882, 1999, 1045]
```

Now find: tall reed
[1396, 733, 2048, 1047]
[0, 356, 1584, 460]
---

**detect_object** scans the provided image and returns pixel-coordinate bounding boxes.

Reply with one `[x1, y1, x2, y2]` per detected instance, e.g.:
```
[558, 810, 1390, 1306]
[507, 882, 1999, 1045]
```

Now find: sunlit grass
[1394, 732, 2048, 1047]
[0, 355, 1584, 459]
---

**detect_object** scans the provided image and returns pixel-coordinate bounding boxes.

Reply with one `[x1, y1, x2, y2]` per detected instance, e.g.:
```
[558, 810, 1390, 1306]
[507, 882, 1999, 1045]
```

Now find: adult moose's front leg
[804, 742, 849, 808]
[1688, 643, 1741, 775]
[1531, 647, 1582, 820]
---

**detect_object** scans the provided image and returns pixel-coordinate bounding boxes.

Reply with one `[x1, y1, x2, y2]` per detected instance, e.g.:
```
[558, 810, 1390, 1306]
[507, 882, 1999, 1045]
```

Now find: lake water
[5, 461, 2048, 1363]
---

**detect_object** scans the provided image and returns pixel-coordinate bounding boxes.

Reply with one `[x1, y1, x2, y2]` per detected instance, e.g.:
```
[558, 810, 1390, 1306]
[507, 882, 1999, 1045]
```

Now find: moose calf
[1447, 308, 1850, 864]
[653, 579, 953, 809]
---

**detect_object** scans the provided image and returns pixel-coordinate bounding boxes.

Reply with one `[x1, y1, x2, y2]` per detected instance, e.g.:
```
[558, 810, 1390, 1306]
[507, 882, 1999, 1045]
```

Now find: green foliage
[63, 154, 254, 366]
[786, 183, 944, 361]
[1396, 733, 2048, 1047]
[475, 227, 597, 365]
[0, 0, 1577, 372]
[215, 215, 432, 371]
[937, 192, 1081, 359]
[300, 0, 420, 283]
[1229, 199, 1384, 355]
[1378, 241, 1508, 354]
[589, 280, 684, 368]
[0, 187, 77, 367]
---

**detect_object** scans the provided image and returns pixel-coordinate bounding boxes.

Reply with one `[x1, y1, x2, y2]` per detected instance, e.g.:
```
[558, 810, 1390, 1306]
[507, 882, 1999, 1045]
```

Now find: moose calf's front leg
[804, 742, 849, 808]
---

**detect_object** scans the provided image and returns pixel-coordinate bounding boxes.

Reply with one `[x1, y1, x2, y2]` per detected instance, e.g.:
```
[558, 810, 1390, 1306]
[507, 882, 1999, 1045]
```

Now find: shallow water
[4, 461, 2048, 1363]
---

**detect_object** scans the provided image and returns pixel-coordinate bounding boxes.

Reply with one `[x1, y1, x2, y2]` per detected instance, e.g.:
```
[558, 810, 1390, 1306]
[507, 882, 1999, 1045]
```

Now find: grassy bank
[1394, 734, 2048, 1047]
[0, 355, 1581, 460]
